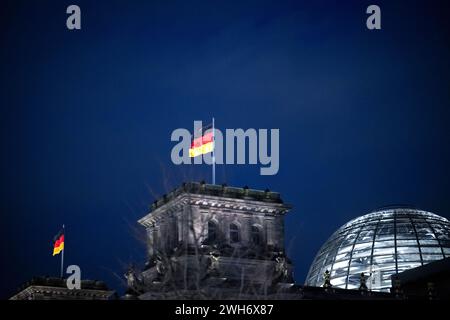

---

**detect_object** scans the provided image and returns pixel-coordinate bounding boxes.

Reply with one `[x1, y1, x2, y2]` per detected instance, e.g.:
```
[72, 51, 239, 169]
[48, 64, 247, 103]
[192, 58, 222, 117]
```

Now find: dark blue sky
[1, 0, 450, 298]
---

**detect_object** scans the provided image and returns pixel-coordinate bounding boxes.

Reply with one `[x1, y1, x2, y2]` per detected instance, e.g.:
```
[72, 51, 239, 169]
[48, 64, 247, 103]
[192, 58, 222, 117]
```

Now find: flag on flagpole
[52, 230, 65, 256]
[189, 124, 214, 158]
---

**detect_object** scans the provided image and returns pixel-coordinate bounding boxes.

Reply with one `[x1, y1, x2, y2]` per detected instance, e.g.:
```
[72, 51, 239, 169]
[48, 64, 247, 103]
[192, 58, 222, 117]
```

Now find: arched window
[172, 215, 179, 246]
[207, 221, 218, 242]
[230, 223, 240, 243]
[251, 225, 262, 245]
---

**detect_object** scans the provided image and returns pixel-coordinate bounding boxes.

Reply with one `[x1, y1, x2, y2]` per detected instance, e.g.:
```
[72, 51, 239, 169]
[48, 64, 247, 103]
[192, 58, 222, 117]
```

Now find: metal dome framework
[305, 208, 450, 292]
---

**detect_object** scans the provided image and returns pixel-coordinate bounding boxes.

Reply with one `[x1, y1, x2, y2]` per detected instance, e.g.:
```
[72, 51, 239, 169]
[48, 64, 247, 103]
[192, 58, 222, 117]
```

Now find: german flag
[52, 231, 64, 256]
[189, 124, 214, 157]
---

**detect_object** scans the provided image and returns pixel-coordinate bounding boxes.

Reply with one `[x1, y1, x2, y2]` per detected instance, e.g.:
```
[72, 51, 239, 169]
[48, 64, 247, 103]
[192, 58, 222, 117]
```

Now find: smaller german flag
[52, 231, 64, 256]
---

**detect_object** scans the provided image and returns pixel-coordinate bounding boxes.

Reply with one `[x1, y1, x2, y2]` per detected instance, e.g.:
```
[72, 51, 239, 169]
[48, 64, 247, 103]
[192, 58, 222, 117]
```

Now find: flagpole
[61, 224, 65, 278]
[212, 117, 216, 185]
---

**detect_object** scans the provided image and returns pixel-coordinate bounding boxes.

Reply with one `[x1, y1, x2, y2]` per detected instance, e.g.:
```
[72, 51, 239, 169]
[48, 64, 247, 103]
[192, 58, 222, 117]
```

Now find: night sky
[1, 0, 450, 298]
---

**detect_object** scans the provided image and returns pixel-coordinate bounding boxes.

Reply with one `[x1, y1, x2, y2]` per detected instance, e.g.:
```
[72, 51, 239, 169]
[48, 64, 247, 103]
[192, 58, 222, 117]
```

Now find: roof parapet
[149, 181, 285, 212]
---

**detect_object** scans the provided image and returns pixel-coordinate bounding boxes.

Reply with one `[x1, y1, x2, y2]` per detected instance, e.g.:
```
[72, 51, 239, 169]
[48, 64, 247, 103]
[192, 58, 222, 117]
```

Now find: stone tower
[132, 182, 294, 299]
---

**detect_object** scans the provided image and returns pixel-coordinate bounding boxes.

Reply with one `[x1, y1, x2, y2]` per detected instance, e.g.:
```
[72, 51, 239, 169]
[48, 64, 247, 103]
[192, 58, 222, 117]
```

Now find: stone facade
[10, 277, 116, 300]
[132, 182, 296, 299]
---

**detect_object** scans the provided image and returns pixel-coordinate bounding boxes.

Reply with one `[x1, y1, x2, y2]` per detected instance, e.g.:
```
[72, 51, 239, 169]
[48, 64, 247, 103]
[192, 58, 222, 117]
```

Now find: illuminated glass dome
[305, 207, 450, 292]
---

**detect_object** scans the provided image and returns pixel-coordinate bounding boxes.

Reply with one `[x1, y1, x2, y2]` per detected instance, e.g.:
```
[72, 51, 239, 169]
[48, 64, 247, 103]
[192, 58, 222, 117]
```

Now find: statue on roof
[323, 270, 332, 288]
[359, 272, 371, 291]
[124, 264, 144, 293]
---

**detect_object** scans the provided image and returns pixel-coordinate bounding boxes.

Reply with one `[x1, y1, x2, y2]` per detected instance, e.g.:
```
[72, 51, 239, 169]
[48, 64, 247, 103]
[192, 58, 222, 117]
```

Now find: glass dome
[305, 207, 450, 292]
